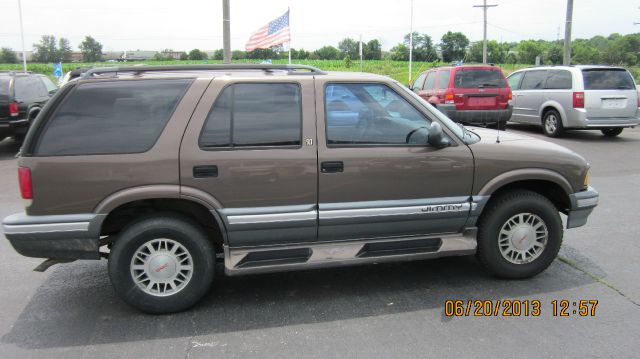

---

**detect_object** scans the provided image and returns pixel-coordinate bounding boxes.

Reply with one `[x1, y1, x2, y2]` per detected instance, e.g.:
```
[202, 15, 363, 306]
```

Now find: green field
[0, 60, 534, 85]
[1, 60, 637, 84]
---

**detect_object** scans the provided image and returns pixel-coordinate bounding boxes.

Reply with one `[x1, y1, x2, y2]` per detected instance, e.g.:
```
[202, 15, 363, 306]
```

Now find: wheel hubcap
[130, 238, 193, 297]
[545, 115, 557, 133]
[498, 213, 548, 264]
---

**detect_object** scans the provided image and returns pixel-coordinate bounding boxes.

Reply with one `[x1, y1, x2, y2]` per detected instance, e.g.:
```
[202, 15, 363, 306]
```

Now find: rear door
[581, 68, 638, 119]
[316, 80, 474, 242]
[179, 77, 318, 247]
[452, 68, 507, 111]
[417, 71, 436, 102]
[514, 70, 547, 124]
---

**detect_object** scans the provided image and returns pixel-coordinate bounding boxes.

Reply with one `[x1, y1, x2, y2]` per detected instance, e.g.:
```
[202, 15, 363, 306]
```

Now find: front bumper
[2, 213, 105, 259]
[437, 104, 513, 124]
[567, 186, 599, 229]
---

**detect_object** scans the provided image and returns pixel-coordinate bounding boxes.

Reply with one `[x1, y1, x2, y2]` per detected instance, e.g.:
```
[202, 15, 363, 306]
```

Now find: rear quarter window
[545, 70, 572, 90]
[0, 78, 10, 96]
[454, 69, 506, 88]
[582, 69, 636, 90]
[35, 79, 192, 156]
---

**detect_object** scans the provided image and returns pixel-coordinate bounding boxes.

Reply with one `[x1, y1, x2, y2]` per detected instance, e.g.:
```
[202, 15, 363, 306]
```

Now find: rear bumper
[2, 213, 105, 259]
[0, 118, 28, 137]
[437, 104, 513, 124]
[565, 109, 640, 128]
[567, 186, 599, 229]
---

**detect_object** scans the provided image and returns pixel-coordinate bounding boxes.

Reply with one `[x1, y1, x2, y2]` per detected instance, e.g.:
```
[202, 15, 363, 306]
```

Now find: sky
[0, 0, 638, 53]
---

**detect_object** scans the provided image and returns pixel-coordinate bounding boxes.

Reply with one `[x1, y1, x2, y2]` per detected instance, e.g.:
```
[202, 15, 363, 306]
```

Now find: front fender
[477, 168, 573, 197]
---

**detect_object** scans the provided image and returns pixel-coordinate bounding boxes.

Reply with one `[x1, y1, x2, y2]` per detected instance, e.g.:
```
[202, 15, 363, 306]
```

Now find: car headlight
[583, 169, 590, 189]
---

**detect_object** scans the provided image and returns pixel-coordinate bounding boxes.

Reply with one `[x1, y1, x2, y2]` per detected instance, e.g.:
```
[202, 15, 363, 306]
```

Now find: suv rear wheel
[108, 214, 215, 314]
[542, 109, 564, 137]
[601, 128, 623, 137]
[476, 190, 563, 279]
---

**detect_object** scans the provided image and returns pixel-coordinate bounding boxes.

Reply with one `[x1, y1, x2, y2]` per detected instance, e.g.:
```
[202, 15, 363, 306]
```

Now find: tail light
[9, 102, 19, 117]
[18, 167, 33, 200]
[573, 92, 585, 108]
[444, 91, 455, 104]
[507, 91, 513, 101]
[637, 92, 640, 108]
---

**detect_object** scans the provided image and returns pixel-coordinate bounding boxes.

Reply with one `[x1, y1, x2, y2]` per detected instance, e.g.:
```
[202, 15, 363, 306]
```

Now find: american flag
[245, 10, 291, 51]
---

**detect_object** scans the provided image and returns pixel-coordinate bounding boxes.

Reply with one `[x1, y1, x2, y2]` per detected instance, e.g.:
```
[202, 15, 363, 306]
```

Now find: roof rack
[81, 64, 326, 78]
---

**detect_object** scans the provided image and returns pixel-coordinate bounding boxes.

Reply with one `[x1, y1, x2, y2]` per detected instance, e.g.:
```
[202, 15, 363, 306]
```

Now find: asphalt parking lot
[0, 125, 639, 359]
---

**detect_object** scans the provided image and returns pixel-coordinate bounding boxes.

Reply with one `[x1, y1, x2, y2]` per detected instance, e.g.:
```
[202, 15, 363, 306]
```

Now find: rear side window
[14, 76, 48, 101]
[35, 79, 191, 156]
[454, 69, 505, 88]
[519, 70, 547, 90]
[436, 70, 451, 89]
[545, 70, 572, 90]
[423, 72, 436, 90]
[0, 78, 9, 96]
[582, 69, 636, 90]
[40, 76, 58, 93]
[199, 83, 302, 148]
[412, 73, 427, 90]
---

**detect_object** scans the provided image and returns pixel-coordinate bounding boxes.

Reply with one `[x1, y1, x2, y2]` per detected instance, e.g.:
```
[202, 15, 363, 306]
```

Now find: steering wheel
[405, 126, 429, 144]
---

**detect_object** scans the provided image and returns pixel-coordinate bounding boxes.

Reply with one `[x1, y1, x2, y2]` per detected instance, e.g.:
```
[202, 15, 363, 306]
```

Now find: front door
[515, 70, 547, 124]
[315, 80, 474, 242]
[180, 77, 318, 247]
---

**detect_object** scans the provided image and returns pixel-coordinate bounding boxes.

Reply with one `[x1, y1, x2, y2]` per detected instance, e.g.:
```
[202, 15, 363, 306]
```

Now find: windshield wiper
[478, 83, 499, 88]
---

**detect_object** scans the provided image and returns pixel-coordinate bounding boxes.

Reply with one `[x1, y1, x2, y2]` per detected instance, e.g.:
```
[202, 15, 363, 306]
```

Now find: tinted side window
[545, 70, 572, 90]
[423, 72, 436, 90]
[14, 76, 48, 101]
[436, 70, 451, 89]
[199, 83, 302, 148]
[582, 69, 636, 90]
[325, 83, 431, 146]
[520, 70, 547, 90]
[40, 76, 58, 93]
[507, 72, 523, 90]
[412, 73, 427, 91]
[0, 78, 9, 96]
[36, 79, 191, 156]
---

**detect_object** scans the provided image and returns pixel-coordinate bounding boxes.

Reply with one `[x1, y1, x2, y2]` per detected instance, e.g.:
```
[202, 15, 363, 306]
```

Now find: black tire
[108, 213, 215, 314]
[476, 190, 563, 279]
[601, 128, 623, 137]
[542, 109, 564, 137]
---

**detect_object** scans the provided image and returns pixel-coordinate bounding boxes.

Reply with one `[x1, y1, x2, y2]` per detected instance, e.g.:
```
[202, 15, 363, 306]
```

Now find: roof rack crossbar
[81, 64, 326, 78]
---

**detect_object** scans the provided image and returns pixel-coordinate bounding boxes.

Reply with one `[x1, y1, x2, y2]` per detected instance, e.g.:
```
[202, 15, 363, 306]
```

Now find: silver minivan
[506, 65, 639, 137]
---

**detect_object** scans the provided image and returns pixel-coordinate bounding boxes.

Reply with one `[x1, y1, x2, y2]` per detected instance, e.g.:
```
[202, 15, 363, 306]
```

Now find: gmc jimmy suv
[2, 65, 599, 314]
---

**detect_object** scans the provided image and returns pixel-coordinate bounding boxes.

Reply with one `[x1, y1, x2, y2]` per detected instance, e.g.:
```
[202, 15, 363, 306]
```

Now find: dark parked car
[0, 71, 57, 141]
[411, 65, 512, 125]
[2, 65, 598, 314]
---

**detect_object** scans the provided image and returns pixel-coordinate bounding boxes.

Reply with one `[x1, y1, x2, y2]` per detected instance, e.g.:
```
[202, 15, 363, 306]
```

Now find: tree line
[1, 32, 639, 66]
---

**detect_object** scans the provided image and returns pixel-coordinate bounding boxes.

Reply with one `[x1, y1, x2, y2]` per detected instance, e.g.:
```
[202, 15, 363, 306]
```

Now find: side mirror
[427, 122, 450, 148]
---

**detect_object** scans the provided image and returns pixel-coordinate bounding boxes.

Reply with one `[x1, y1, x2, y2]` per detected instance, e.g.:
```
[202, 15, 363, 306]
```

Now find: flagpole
[288, 7, 292, 64]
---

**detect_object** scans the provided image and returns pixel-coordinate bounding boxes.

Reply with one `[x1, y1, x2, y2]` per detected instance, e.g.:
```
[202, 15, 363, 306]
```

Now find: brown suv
[2, 65, 598, 314]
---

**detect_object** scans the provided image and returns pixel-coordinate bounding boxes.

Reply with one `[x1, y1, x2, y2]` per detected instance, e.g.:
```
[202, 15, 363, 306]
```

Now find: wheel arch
[539, 102, 566, 126]
[478, 169, 572, 213]
[96, 185, 228, 249]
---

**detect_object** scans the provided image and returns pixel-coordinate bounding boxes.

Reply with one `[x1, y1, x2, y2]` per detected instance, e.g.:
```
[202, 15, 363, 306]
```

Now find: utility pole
[473, 0, 497, 64]
[17, 0, 27, 72]
[222, 0, 231, 63]
[563, 0, 573, 65]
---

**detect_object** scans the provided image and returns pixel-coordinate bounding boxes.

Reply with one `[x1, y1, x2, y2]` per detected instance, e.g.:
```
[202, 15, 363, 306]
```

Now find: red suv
[411, 65, 512, 124]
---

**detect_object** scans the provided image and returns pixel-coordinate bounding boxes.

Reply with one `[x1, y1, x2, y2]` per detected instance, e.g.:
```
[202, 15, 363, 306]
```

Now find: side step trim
[224, 228, 477, 276]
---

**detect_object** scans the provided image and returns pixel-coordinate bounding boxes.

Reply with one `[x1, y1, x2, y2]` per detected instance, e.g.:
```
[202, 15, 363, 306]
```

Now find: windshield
[582, 69, 636, 90]
[398, 82, 464, 139]
[454, 69, 506, 88]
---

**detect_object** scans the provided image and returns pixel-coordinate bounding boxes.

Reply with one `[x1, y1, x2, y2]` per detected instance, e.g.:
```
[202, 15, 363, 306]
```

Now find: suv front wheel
[476, 190, 563, 279]
[108, 214, 215, 314]
[542, 109, 564, 137]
